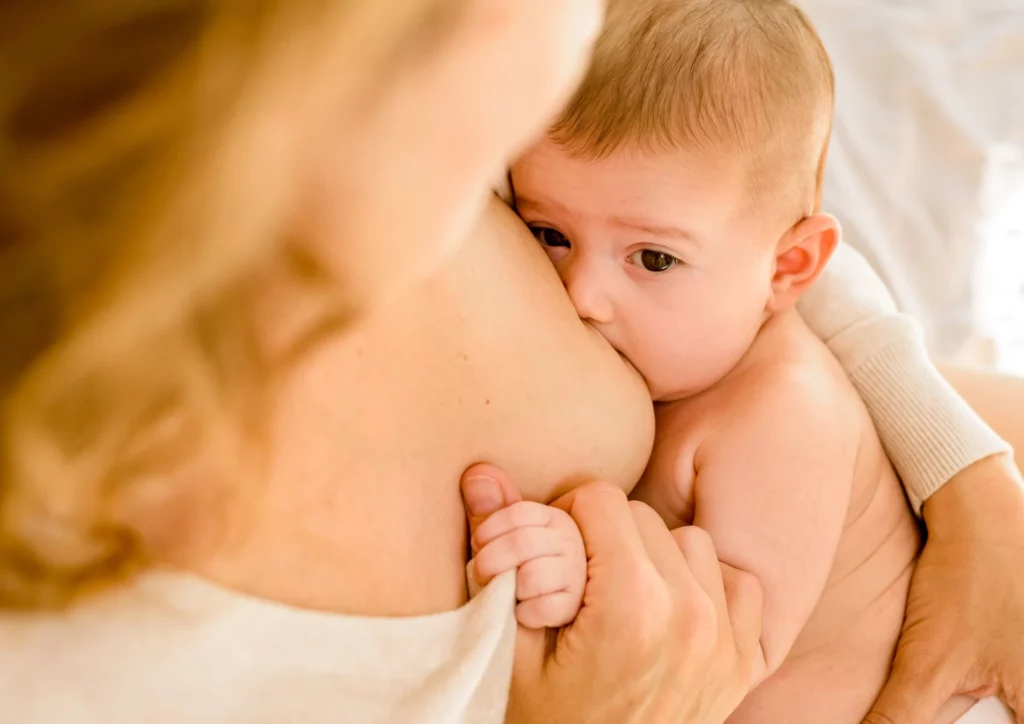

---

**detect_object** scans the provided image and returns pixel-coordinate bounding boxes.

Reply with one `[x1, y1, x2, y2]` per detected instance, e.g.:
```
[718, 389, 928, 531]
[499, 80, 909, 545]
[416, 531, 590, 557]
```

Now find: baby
[468, 1, 1002, 722]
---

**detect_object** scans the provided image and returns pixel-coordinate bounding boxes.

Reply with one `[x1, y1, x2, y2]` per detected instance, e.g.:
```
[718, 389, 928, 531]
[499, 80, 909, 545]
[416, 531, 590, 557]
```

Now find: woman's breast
[301, 198, 655, 500]
[268, 198, 654, 615]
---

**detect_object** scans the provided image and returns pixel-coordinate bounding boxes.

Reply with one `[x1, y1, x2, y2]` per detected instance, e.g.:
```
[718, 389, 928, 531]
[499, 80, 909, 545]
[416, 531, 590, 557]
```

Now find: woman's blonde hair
[0, 0, 457, 609]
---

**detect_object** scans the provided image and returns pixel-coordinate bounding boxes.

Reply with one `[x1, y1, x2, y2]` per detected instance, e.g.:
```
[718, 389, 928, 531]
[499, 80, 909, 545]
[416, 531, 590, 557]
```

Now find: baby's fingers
[514, 555, 585, 629]
[472, 501, 555, 552]
[516, 591, 580, 629]
[517, 555, 576, 600]
[471, 526, 565, 587]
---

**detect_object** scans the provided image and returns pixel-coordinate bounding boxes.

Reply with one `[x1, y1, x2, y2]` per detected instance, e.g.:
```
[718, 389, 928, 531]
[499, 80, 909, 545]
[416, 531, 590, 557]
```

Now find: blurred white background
[803, 0, 1023, 375]
[976, 146, 1024, 374]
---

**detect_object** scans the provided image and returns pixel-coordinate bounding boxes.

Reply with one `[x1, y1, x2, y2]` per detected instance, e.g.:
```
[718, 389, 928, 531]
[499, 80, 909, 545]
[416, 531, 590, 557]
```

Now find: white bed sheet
[801, 0, 1024, 361]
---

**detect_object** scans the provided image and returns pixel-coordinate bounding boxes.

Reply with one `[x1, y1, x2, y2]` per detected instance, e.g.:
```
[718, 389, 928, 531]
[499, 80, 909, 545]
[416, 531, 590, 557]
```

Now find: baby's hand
[469, 501, 586, 629]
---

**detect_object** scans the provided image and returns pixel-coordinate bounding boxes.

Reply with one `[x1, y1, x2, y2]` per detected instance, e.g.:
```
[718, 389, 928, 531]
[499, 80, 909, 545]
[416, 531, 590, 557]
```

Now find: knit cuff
[840, 324, 1011, 514]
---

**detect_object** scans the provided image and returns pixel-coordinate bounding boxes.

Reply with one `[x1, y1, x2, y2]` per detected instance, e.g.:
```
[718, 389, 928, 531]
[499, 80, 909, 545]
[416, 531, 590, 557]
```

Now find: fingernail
[464, 475, 505, 516]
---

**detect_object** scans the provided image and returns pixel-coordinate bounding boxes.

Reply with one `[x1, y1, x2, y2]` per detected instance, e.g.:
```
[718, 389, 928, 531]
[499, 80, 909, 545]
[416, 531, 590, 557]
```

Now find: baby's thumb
[862, 647, 955, 724]
[460, 463, 525, 538]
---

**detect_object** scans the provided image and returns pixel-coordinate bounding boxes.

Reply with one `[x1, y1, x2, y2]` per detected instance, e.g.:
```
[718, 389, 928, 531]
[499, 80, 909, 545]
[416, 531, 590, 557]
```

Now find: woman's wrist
[922, 453, 1024, 539]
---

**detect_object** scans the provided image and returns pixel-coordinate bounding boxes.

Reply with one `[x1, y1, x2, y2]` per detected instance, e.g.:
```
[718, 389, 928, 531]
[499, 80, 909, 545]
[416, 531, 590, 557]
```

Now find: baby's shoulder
[704, 328, 867, 451]
[741, 313, 863, 410]
[657, 316, 867, 466]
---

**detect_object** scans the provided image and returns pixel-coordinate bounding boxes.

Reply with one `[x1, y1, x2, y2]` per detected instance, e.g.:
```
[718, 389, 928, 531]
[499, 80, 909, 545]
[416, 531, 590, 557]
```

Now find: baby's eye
[630, 249, 679, 272]
[529, 226, 571, 248]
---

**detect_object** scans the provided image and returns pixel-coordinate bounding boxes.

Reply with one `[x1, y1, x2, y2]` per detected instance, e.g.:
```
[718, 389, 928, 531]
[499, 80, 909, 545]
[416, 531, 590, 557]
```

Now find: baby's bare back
[635, 312, 923, 723]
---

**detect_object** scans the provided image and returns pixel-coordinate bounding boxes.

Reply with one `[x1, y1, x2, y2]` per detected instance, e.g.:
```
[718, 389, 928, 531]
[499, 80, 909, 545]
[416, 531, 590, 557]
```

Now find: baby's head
[511, 0, 838, 401]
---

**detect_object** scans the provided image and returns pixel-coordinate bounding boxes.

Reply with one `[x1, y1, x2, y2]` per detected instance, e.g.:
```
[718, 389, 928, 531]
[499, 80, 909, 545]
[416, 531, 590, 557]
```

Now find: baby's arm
[691, 377, 856, 681]
[797, 243, 1010, 511]
[468, 501, 587, 628]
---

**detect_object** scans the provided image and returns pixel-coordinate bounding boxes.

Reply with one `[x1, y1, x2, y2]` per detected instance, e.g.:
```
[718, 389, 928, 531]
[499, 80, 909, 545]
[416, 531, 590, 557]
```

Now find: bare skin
[177, 197, 655, 617]
[472, 138, 1024, 721]
[633, 312, 976, 724]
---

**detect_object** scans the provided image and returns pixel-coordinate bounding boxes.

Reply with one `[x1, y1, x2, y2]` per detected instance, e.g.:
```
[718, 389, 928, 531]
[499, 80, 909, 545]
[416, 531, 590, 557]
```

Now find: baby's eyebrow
[512, 195, 555, 212]
[610, 217, 699, 244]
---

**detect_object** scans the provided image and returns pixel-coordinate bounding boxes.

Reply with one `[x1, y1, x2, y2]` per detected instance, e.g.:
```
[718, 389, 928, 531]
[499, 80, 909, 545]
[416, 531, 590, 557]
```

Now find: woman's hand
[461, 464, 764, 724]
[864, 454, 1024, 724]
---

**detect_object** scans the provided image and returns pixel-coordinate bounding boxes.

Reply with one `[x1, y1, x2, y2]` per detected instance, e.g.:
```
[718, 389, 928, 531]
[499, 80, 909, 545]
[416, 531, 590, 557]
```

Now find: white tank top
[0, 569, 517, 723]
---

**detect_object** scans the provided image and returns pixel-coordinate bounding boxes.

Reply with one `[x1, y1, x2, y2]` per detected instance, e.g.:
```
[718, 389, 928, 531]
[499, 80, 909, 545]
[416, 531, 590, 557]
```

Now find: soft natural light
[976, 144, 1024, 375]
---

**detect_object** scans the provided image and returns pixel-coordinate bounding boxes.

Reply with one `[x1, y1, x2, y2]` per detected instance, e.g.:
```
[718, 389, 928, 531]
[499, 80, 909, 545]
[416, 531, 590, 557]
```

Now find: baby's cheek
[632, 318, 708, 400]
[644, 313, 751, 401]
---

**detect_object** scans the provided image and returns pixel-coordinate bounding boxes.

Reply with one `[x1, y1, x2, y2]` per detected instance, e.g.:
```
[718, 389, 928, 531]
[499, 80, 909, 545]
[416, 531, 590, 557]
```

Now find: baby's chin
[643, 368, 713, 403]
[648, 383, 686, 404]
[648, 362, 749, 403]
[629, 360, 708, 405]
[579, 319, 699, 403]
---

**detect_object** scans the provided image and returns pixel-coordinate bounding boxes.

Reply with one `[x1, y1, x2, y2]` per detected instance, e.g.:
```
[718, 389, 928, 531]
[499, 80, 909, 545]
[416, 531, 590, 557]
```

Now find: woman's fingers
[1008, 687, 1024, 724]
[550, 482, 649, 579]
[672, 526, 735, 671]
[492, 466, 767, 723]
[549, 482, 675, 652]
[629, 501, 690, 590]
[671, 528, 765, 715]
[672, 526, 729, 628]
[720, 562, 765, 685]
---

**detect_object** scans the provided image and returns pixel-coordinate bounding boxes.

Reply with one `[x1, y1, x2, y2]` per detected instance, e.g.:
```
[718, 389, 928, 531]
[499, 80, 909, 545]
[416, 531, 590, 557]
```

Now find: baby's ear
[767, 213, 840, 313]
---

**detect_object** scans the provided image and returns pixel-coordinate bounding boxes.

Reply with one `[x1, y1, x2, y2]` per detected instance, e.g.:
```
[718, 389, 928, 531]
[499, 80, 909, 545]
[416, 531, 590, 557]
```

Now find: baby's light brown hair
[551, 0, 834, 227]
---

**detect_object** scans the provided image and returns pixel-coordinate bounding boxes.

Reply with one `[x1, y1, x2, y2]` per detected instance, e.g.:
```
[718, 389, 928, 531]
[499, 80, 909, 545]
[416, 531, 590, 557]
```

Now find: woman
[0, 2, 760, 721]
[0, 2, 1022, 723]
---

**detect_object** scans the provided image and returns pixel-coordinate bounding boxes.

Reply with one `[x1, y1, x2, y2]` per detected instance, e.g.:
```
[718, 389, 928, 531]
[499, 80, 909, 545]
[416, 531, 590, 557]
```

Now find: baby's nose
[563, 259, 615, 325]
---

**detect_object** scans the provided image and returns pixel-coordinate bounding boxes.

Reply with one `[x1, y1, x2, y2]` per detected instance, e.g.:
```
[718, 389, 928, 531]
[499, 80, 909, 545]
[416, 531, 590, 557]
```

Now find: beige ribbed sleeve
[798, 244, 1011, 513]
